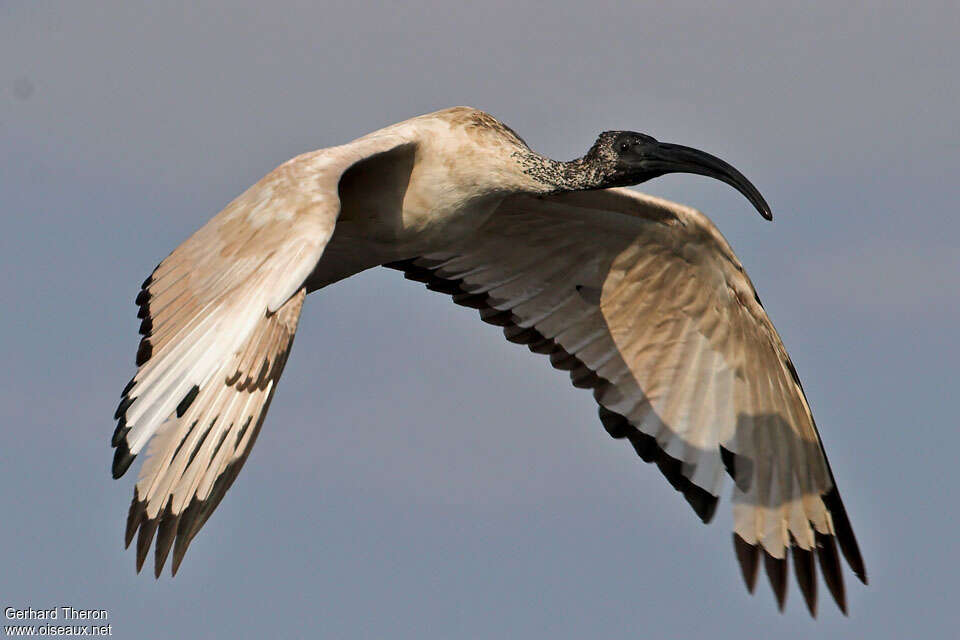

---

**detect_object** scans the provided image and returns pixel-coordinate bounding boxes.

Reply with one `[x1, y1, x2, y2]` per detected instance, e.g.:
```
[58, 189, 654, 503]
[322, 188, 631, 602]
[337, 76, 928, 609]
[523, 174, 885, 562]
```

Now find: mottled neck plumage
[512, 133, 619, 194]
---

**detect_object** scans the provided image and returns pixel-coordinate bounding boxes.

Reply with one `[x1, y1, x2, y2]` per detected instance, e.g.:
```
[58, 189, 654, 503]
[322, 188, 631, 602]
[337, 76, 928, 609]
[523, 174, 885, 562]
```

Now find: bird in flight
[112, 107, 865, 615]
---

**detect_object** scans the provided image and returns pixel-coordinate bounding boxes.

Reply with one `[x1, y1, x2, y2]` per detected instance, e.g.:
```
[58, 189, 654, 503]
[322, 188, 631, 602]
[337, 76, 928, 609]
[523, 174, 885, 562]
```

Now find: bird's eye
[619, 142, 631, 152]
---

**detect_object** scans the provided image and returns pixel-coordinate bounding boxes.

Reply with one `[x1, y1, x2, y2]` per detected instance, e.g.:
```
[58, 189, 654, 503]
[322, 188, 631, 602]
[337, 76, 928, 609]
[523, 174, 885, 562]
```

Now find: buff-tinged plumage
[113, 107, 864, 616]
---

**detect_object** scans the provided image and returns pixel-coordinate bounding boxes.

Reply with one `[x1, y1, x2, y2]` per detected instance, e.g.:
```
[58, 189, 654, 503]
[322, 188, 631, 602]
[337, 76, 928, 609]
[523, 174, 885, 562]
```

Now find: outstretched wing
[385, 187, 865, 616]
[113, 133, 415, 576]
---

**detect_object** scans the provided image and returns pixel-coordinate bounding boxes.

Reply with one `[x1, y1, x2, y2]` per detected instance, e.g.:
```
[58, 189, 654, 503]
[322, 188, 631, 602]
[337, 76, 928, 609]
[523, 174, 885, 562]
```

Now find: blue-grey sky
[2, 2, 958, 638]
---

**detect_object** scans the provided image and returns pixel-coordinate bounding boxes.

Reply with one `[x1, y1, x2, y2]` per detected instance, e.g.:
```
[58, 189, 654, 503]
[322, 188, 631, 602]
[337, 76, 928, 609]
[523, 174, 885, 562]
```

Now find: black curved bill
[646, 143, 772, 220]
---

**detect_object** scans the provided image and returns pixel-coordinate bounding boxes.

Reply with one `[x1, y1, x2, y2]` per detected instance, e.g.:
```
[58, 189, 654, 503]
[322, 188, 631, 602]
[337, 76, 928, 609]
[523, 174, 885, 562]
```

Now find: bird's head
[586, 131, 772, 220]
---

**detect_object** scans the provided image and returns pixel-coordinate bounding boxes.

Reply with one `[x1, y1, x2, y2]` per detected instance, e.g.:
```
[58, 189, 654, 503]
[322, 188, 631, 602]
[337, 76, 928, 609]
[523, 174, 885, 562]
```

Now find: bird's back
[307, 107, 539, 289]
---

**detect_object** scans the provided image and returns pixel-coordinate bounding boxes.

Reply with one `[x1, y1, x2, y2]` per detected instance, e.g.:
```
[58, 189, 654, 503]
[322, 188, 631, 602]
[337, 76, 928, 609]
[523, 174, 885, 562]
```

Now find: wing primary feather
[112, 441, 136, 479]
[120, 377, 137, 399]
[792, 544, 818, 617]
[527, 337, 555, 354]
[136, 339, 153, 366]
[114, 396, 134, 421]
[733, 534, 760, 593]
[654, 452, 718, 523]
[548, 348, 578, 371]
[681, 481, 718, 524]
[504, 326, 541, 344]
[764, 551, 789, 611]
[570, 365, 600, 389]
[427, 279, 464, 295]
[480, 308, 515, 327]
[135, 516, 159, 573]
[598, 406, 631, 439]
[125, 491, 145, 548]
[154, 507, 179, 578]
[822, 486, 867, 584]
[171, 501, 201, 576]
[111, 419, 130, 448]
[139, 315, 153, 337]
[451, 292, 488, 309]
[627, 430, 659, 463]
[815, 530, 847, 614]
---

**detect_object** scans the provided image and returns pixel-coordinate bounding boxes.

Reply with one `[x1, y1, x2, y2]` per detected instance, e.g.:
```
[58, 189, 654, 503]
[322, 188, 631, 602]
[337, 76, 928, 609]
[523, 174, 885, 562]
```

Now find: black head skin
[592, 131, 773, 220]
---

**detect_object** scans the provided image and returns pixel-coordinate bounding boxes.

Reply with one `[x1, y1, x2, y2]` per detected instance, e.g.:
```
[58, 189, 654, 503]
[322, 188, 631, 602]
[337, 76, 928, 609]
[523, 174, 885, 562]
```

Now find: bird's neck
[511, 143, 614, 194]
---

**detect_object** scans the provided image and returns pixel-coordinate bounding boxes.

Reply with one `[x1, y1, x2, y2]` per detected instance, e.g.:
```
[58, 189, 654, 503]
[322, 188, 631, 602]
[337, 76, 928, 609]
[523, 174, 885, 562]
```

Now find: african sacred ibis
[112, 107, 865, 615]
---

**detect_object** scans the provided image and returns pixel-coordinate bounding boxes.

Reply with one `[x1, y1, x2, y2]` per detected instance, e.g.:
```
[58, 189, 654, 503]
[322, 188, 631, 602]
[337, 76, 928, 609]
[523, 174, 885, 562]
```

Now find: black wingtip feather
[426, 279, 463, 295]
[792, 545, 818, 617]
[816, 530, 847, 614]
[171, 501, 200, 577]
[527, 337, 554, 354]
[114, 396, 133, 421]
[549, 348, 578, 371]
[402, 269, 435, 284]
[654, 453, 718, 522]
[154, 510, 179, 578]
[681, 483, 718, 524]
[125, 492, 145, 548]
[112, 442, 136, 479]
[135, 517, 158, 574]
[382, 259, 414, 271]
[597, 407, 630, 438]
[733, 534, 760, 593]
[654, 454, 685, 492]
[669, 461, 717, 522]
[823, 487, 867, 584]
[452, 292, 487, 309]
[480, 309, 514, 327]
[570, 366, 599, 389]
[136, 338, 153, 365]
[598, 405, 716, 522]
[805, 410, 867, 589]
[764, 551, 789, 612]
[626, 432, 658, 462]
[504, 326, 541, 345]
[111, 421, 130, 448]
